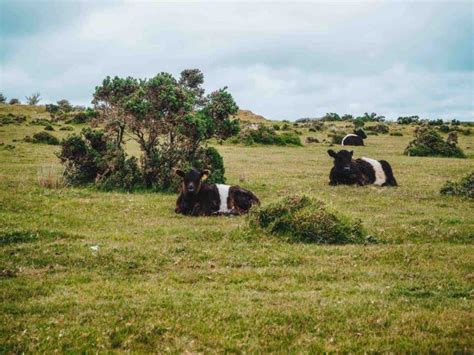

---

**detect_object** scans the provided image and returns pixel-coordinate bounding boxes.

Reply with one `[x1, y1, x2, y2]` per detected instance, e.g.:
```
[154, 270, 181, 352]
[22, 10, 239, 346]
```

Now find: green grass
[1, 104, 473, 352]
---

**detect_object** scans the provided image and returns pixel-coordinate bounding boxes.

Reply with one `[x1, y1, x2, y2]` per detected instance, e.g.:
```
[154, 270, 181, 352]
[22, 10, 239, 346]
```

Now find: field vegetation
[0, 103, 473, 352]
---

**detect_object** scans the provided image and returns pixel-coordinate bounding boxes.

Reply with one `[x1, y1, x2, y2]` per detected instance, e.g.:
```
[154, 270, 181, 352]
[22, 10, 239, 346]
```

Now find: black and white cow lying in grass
[174, 168, 260, 216]
[327, 149, 397, 186]
[341, 129, 367, 146]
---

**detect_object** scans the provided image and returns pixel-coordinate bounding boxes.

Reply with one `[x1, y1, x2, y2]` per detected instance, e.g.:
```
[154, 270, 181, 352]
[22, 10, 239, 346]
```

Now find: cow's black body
[175, 169, 260, 216]
[328, 150, 397, 186]
[341, 129, 367, 146]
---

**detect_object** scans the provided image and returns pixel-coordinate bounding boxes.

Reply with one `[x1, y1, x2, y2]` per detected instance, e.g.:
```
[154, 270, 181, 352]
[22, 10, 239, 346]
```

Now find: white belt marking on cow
[341, 134, 357, 146]
[361, 157, 386, 185]
[216, 184, 231, 213]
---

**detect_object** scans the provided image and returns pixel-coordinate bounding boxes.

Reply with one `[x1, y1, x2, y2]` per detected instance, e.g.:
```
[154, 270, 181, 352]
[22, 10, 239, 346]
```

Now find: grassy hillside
[1, 104, 473, 352]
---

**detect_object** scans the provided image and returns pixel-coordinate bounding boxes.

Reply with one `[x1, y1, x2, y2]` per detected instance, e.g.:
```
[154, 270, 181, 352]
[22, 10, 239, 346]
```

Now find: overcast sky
[1, 0, 473, 120]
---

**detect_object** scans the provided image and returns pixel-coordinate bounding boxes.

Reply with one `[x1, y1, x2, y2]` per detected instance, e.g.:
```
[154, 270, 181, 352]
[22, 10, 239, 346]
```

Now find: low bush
[44, 125, 55, 131]
[329, 132, 346, 145]
[248, 195, 368, 244]
[58, 128, 141, 190]
[281, 123, 290, 130]
[306, 137, 319, 144]
[0, 113, 27, 125]
[390, 132, 403, 136]
[367, 124, 389, 134]
[236, 126, 302, 146]
[404, 128, 465, 158]
[440, 172, 473, 198]
[273, 124, 280, 131]
[59, 126, 74, 131]
[30, 118, 53, 126]
[25, 132, 60, 145]
[438, 124, 451, 133]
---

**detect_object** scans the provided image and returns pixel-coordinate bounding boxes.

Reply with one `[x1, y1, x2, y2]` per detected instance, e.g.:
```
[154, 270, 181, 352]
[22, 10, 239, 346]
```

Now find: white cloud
[1, 1, 472, 120]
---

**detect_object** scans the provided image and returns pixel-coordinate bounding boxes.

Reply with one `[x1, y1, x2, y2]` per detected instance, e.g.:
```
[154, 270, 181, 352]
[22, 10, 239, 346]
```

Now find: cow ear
[201, 169, 210, 180]
[174, 169, 185, 178]
[327, 149, 336, 158]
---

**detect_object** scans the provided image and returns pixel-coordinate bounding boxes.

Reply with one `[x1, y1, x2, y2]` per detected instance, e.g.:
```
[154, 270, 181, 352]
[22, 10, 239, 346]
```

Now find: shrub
[248, 195, 367, 244]
[428, 119, 444, 126]
[25, 92, 41, 105]
[438, 124, 451, 133]
[237, 126, 302, 146]
[0, 93, 6, 104]
[330, 132, 346, 145]
[58, 128, 141, 190]
[44, 125, 54, 131]
[440, 172, 473, 198]
[273, 124, 280, 131]
[462, 128, 472, 136]
[367, 124, 389, 134]
[390, 132, 403, 136]
[281, 123, 290, 130]
[397, 115, 420, 125]
[306, 137, 319, 144]
[8, 98, 20, 105]
[26, 132, 60, 145]
[404, 128, 465, 158]
[0, 113, 27, 125]
[308, 127, 316, 132]
[30, 118, 52, 126]
[59, 126, 74, 131]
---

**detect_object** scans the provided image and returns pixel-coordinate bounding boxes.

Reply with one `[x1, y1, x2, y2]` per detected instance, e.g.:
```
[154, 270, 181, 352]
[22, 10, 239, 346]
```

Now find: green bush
[30, 118, 52, 126]
[330, 132, 346, 144]
[390, 132, 403, 136]
[306, 137, 319, 144]
[438, 124, 451, 133]
[273, 124, 280, 131]
[440, 172, 473, 198]
[237, 126, 302, 146]
[367, 124, 389, 134]
[44, 125, 55, 131]
[25, 131, 60, 145]
[404, 128, 465, 158]
[0, 113, 27, 125]
[58, 128, 141, 190]
[59, 126, 74, 131]
[248, 195, 367, 244]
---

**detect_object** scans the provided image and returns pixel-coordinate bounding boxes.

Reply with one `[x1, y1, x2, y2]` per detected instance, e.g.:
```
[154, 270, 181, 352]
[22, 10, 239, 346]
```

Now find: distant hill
[235, 110, 269, 123]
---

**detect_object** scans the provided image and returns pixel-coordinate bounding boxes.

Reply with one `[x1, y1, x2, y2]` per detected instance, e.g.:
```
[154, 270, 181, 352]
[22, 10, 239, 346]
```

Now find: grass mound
[404, 128, 465, 158]
[248, 195, 368, 244]
[440, 172, 473, 198]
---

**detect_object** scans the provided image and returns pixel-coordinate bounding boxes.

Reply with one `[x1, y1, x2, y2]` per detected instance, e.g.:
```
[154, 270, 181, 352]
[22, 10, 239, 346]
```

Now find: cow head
[328, 149, 354, 174]
[354, 128, 367, 139]
[175, 168, 210, 196]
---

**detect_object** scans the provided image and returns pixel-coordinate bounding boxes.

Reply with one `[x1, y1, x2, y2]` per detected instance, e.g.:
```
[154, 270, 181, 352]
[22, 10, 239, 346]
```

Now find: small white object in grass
[90, 245, 99, 251]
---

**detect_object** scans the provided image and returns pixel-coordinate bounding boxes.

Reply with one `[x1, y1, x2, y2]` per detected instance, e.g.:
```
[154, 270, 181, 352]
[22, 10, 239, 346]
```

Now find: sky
[0, 0, 473, 121]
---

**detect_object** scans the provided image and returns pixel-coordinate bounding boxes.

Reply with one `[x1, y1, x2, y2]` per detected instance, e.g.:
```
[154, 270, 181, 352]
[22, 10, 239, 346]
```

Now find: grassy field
[1, 104, 473, 352]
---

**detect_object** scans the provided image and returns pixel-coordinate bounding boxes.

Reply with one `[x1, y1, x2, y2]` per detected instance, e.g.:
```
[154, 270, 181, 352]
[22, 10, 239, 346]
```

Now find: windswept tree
[64, 68, 240, 190]
[26, 92, 41, 105]
[57, 99, 73, 113]
[92, 76, 139, 145]
[0, 93, 6, 104]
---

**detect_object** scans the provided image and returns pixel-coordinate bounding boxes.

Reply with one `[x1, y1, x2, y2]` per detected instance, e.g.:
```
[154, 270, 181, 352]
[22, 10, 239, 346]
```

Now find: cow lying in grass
[175, 168, 260, 216]
[341, 129, 367, 146]
[327, 149, 397, 186]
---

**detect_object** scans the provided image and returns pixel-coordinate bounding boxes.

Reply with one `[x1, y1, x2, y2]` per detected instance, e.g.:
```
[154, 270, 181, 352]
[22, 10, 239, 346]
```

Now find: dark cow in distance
[327, 149, 397, 186]
[175, 168, 260, 216]
[341, 129, 367, 146]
